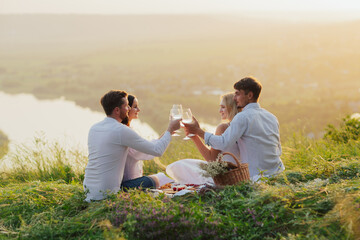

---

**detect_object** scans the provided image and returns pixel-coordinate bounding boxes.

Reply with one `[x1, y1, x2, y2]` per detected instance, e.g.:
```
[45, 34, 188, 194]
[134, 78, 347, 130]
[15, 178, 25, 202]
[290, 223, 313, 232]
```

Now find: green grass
[1, 117, 360, 239]
[0, 135, 86, 185]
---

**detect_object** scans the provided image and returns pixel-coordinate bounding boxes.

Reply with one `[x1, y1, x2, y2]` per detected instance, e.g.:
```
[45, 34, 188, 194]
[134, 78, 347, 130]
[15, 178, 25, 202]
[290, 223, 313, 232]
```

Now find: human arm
[128, 147, 155, 160]
[190, 123, 228, 161]
[184, 114, 246, 151]
[183, 116, 205, 139]
[121, 119, 180, 156]
[204, 113, 247, 151]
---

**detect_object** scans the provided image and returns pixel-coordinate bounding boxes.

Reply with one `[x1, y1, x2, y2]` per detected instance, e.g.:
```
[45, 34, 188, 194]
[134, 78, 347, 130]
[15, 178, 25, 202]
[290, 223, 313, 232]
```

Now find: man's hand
[183, 116, 205, 139]
[167, 119, 181, 134]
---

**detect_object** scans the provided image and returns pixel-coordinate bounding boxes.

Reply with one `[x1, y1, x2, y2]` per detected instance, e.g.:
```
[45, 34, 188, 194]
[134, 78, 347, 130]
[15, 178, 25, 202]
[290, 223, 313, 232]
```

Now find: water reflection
[0, 92, 218, 169]
[0, 91, 159, 153]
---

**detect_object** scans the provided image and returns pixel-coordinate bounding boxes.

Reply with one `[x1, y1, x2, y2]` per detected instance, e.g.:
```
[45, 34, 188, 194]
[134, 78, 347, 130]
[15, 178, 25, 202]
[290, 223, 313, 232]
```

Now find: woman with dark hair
[121, 94, 173, 185]
[121, 95, 136, 127]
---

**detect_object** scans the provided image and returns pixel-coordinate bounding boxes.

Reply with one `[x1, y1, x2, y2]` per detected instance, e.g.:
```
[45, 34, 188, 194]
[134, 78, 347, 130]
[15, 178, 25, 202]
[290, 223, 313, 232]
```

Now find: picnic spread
[149, 183, 208, 198]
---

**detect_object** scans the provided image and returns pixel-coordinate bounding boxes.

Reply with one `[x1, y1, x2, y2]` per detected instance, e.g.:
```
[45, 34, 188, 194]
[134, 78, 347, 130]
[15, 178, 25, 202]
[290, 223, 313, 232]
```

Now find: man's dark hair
[233, 76, 262, 101]
[121, 94, 135, 126]
[100, 90, 128, 116]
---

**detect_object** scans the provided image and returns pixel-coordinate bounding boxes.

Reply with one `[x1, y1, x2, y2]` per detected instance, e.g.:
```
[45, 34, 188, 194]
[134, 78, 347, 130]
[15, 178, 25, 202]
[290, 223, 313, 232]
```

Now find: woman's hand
[183, 116, 205, 139]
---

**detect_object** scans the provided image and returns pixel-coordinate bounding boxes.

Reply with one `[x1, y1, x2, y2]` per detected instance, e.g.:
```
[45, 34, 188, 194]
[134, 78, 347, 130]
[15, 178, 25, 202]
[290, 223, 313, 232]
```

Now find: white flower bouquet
[199, 154, 230, 178]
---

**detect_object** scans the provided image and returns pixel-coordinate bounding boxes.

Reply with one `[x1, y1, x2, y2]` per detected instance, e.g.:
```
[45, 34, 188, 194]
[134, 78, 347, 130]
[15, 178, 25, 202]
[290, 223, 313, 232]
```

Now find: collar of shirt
[105, 116, 120, 123]
[243, 102, 260, 111]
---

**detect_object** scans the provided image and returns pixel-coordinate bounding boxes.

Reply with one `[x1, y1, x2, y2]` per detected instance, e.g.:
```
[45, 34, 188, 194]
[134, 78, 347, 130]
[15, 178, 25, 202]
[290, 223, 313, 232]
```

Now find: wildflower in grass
[256, 221, 264, 227]
[107, 191, 226, 239]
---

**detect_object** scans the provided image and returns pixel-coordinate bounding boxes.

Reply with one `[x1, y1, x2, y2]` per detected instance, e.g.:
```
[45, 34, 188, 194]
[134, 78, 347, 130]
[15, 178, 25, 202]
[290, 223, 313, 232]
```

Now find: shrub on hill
[0, 129, 9, 159]
[324, 115, 360, 143]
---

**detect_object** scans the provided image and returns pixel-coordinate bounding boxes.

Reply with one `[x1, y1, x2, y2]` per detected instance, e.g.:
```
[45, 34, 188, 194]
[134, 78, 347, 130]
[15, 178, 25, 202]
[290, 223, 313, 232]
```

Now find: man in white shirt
[83, 90, 180, 202]
[184, 76, 285, 181]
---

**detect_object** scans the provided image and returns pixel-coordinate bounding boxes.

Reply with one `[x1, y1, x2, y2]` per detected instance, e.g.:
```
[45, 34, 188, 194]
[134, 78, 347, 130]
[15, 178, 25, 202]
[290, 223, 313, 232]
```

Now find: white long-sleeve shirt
[204, 103, 284, 179]
[83, 117, 171, 201]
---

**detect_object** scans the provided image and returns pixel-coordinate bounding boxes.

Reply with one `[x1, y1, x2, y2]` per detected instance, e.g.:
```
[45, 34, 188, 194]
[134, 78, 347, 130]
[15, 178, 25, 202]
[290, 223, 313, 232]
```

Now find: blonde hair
[221, 92, 239, 121]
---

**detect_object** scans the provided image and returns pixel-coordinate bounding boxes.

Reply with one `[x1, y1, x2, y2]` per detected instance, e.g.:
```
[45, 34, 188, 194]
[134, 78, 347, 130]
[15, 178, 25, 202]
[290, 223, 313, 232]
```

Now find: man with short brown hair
[184, 76, 284, 181]
[83, 90, 180, 202]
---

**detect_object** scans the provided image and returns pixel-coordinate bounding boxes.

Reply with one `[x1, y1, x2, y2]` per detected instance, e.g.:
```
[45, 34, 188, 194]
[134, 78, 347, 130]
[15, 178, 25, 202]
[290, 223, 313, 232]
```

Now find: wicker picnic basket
[213, 152, 250, 186]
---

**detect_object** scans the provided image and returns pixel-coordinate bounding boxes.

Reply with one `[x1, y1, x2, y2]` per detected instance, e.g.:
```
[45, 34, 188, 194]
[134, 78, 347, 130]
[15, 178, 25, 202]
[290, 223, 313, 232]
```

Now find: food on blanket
[185, 184, 200, 187]
[159, 183, 172, 189]
[172, 184, 186, 191]
[161, 189, 176, 194]
[158, 183, 204, 195]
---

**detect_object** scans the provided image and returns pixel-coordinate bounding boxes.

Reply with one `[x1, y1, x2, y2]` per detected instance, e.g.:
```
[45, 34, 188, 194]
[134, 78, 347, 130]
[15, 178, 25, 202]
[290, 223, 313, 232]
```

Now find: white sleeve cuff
[204, 132, 212, 146]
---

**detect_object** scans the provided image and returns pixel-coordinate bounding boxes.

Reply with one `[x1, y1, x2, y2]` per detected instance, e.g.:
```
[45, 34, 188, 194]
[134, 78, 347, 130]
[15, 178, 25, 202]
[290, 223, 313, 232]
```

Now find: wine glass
[172, 104, 183, 112]
[169, 104, 183, 136]
[170, 105, 183, 120]
[182, 108, 195, 140]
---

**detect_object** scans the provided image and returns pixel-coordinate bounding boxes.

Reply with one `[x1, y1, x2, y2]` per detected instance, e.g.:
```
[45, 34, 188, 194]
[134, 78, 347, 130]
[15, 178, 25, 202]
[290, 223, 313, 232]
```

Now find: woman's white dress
[166, 141, 241, 185]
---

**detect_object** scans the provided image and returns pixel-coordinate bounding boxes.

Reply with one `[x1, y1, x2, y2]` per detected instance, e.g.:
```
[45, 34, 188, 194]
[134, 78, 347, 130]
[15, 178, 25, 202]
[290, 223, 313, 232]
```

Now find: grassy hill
[0, 116, 359, 239]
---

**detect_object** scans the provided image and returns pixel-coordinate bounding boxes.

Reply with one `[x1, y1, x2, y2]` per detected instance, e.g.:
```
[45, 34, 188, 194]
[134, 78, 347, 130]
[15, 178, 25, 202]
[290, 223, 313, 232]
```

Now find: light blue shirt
[84, 117, 171, 201]
[204, 103, 284, 179]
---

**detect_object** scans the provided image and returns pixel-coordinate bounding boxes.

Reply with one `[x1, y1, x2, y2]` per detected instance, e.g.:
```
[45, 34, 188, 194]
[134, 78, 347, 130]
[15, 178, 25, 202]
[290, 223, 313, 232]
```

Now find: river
[0, 91, 159, 164]
[0, 91, 217, 169]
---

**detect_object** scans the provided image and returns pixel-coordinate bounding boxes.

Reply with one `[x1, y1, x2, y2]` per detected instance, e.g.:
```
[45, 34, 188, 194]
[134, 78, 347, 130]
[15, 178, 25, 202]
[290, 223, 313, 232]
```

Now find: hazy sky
[1, 0, 360, 15]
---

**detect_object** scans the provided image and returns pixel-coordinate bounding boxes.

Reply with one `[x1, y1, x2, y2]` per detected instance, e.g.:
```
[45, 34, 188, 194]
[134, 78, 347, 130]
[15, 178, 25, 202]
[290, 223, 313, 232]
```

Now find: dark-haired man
[184, 77, 284, 181]
[83, 90, 180, 202]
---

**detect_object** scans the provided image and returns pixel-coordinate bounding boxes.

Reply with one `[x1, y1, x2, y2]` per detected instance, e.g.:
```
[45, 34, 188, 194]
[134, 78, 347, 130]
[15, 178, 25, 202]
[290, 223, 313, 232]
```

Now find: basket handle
[220, 152, 242, 168]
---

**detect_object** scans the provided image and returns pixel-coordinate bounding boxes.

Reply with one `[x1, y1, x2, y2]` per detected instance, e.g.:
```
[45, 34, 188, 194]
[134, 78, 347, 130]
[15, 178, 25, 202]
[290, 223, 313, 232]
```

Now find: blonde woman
[166, 93, 241, 184]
